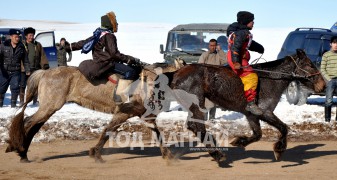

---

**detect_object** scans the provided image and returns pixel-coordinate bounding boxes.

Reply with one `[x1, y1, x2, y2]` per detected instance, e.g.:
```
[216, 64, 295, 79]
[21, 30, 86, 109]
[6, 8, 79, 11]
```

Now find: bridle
[245, 55, 321, 80]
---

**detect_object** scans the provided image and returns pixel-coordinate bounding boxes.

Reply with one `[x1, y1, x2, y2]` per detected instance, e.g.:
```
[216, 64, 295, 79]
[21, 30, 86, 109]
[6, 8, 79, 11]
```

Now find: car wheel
[286, 81, 300, 105]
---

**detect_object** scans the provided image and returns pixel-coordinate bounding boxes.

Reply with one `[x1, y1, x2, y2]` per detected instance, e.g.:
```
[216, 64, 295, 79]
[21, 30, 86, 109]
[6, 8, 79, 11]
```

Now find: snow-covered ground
[0, 20, 336, 144]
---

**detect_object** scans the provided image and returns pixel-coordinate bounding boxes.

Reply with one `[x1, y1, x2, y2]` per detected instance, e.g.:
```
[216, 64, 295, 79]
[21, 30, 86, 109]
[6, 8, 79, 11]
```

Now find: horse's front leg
[187, 104, 226, 163]
[230, 114, 262, 147]
[259, 110, 288, 160]
[90, 100, 146, 162]
[89, 112, 130, 163]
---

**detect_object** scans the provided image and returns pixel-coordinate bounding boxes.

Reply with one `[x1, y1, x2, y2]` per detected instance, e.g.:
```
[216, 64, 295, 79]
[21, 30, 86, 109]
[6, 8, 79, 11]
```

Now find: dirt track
[1, 139, 337, 179]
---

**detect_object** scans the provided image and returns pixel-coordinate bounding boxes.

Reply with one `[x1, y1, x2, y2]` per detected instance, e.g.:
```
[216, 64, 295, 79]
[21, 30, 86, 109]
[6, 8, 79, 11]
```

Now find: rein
[242, 55, 321, 79]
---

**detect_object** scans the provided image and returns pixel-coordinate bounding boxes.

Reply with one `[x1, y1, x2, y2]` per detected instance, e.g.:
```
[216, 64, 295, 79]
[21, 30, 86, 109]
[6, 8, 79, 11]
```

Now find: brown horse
[87, 49, 325, 164]
[5, 58, 186, 162]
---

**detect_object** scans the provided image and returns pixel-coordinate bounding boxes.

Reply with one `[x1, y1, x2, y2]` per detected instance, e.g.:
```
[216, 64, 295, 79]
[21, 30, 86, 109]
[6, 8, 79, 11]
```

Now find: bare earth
[1, 139, 337, 180]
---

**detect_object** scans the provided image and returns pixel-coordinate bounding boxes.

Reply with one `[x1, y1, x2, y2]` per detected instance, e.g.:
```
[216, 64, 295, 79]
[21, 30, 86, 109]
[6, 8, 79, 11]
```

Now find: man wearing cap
[19, 27, 49, 105]
[65, 11, 142, 103]
[0, 29, 30, 107]
[227, 11, 264, 115]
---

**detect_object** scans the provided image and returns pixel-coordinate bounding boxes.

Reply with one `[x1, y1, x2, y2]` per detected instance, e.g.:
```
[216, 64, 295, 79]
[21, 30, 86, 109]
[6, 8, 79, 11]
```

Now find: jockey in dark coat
[66, 11, 141, 102]
[227, 11, 264, 115]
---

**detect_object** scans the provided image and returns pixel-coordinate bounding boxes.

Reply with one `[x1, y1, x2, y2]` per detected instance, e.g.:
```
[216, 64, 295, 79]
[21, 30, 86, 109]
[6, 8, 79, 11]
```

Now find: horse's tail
[25, 70, 45, 103]
[6, 102, 28, 153]
[6, 70, 46, 153]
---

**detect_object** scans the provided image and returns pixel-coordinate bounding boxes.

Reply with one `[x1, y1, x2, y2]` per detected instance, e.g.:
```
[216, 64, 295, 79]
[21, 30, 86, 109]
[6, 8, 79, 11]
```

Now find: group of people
[2, 10, 336, 123]
[0, 27, 72, 108]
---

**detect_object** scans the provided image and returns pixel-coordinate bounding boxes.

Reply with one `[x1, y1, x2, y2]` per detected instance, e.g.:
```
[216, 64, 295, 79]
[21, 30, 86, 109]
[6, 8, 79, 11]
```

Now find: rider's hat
[101, 11, 117, 32]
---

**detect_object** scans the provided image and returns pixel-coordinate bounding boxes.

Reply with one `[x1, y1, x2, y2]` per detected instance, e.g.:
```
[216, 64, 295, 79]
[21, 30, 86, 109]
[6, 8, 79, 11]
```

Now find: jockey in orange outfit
[227, 11, 265, 115]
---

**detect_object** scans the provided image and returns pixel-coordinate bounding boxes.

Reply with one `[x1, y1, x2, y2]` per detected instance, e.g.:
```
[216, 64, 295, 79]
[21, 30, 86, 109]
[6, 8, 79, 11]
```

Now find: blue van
[0, 28, 57, 67]
[277, 27, 337, 105]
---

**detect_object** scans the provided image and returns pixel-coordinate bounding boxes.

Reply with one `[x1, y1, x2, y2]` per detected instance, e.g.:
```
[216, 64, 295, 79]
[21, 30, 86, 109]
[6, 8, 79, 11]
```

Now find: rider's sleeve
[69, 37, 92, 51]
[249, 40, 264, 54]
[104, 33, 134, 63]
[230, 31, 245, 64]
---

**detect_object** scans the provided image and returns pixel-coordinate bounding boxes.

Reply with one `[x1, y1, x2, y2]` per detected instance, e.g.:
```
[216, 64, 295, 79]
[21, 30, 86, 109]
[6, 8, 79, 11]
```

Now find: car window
[35, 32, 54, 48]
[166, 31, 227, 52]
[303, 38, 321, 56]
[284, 33, 305, 52]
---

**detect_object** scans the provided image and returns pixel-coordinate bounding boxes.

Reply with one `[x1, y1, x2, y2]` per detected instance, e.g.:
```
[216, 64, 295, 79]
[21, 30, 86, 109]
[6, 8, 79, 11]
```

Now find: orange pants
[240, 72, 258, 102]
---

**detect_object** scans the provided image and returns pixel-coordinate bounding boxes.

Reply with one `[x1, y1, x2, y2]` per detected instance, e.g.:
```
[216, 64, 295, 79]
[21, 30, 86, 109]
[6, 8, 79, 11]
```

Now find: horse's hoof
[230, 137, 244, 147]
[274, 151, 282, 161]
[89, 147, 96, 158]
[217, 154, 226, 162]
[20, 158, 30, 163]
[95, 158, 106, 163]
[164, 152, 176, 161]
[5, 145, 14, 153]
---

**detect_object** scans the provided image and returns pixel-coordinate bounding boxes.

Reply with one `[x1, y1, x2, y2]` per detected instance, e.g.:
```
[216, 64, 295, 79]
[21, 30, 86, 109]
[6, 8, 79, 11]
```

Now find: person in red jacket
[227, 11, 264, 115]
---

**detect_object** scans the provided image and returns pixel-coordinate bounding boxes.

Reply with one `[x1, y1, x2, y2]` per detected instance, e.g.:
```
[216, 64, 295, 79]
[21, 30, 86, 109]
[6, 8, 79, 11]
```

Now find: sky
[0, 0, 336, 28]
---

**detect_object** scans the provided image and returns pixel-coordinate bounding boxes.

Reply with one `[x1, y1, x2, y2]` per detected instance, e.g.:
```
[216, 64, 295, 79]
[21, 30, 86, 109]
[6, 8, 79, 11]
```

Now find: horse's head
[140, 57, 187, 86]
[290, 49, 325, 93]
[174, 57, 187, 70]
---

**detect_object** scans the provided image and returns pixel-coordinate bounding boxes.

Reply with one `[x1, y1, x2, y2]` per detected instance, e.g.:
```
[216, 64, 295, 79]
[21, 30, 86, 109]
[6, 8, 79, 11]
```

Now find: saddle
[78, 59, 114, 83]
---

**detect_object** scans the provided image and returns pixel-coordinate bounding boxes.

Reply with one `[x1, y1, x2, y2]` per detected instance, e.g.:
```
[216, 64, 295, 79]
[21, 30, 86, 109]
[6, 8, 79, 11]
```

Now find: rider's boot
[244, 89, 263, 115]
[114, 79, 133, 103]
[245, 100, 263, 115]
[325, 105, 332, 122]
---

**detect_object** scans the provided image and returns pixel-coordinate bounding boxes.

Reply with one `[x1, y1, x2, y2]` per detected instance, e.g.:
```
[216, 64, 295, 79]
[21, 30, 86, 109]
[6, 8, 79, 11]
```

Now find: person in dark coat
[227, 11, 264, 115]
[0, 29, 30, 107]
[56, 37, 72, 66]
[65, 11, 141, 102]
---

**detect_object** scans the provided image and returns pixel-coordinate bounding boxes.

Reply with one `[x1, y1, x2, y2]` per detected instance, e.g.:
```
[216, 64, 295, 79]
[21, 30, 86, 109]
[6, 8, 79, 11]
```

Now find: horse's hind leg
[90, 100, 146, 162]
[260, 111, 288, 160]
[18, 109, 57, 162]
[143, 118, 174, 160]
[187, 104, 226, 163]
[230, 114, 262, 147]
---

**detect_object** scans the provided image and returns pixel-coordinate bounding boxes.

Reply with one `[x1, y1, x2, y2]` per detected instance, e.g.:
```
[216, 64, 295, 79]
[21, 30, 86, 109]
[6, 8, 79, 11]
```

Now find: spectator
[0, 29, 30, 107]
[198, 38, 227, 119]
[320, 36, 337, 122]
[56, 38, 72, 66]
[20, 27, 49, 105]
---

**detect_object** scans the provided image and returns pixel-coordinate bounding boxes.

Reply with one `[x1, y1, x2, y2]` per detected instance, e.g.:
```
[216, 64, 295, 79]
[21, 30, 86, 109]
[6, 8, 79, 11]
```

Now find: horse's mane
[251, 56, 296, 79]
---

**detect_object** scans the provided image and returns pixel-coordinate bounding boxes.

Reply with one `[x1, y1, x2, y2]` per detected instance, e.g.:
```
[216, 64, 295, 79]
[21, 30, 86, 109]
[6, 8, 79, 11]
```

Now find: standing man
[320, 36, 337, 122]
[198, 38, 227, 119]
[227, 11, 264, 115]
[0, 29, 30, 107]
[56, 37, 72, 66]
[20, 27, 49, 105]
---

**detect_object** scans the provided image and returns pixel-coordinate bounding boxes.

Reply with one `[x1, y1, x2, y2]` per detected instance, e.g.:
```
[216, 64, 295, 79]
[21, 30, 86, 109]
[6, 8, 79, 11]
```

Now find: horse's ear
[296, 49, 307, 59]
